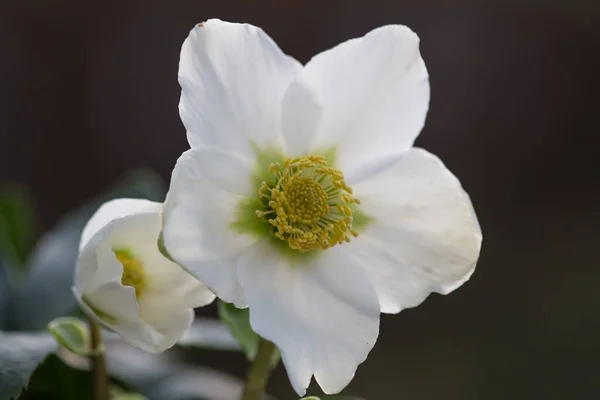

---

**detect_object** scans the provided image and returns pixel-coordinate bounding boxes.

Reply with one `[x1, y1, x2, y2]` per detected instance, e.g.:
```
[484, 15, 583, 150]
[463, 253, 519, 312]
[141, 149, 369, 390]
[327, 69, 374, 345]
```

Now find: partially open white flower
[162, 19, 482, 395]
[73, 198, 215, 353]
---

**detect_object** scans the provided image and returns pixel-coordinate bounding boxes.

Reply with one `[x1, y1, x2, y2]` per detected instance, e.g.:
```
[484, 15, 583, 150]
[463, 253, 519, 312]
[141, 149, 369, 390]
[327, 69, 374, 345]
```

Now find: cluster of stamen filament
[114, 249, 146, 299]
[255, 156, 359, 252]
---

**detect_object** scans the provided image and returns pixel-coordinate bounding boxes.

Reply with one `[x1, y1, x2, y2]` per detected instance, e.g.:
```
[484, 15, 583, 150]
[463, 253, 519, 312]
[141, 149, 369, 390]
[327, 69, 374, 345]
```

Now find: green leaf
[0, 187, 37, 273]
[19, 354, 92, 400]
[47, 317, 97, 356]
[9, 169, 166, 330]
[0, 331, 57, 400]
[217, 301, 280, 366]
[177, 317, 240, 351]
[217, 301, 259, 360]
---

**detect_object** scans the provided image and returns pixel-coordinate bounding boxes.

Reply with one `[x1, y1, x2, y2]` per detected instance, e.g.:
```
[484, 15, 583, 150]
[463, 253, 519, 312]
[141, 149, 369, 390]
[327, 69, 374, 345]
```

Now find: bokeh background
[1, 1, 599, 399]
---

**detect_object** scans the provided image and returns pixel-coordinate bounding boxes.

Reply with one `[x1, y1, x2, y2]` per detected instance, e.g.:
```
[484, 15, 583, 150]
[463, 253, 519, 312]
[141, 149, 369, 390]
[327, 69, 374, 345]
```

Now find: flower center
[255, 155, 359, 252]
[114, 249, 146, 298]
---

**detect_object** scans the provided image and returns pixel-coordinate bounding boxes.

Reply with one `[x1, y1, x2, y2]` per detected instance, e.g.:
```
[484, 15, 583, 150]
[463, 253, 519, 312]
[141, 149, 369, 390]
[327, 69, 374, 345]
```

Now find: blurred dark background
[1, 0, 599, 399]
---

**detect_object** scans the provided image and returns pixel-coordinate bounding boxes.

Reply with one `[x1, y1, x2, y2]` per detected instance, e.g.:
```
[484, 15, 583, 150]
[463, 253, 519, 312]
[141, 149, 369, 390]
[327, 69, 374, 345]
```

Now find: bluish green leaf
[110, 169, 166, 203]
[47, 317, 95, 357]
[114, 393, 147, 400]
[10, 209, 87, 330]
[0, 261, 13, 330]
[0, 331, 57, 400]
[106, 342, 244, 400]
[110, 386, 147, 400]
[10, 169, 166, 330]
[321, 396, 365, 399]
[177, 317, 240, 351]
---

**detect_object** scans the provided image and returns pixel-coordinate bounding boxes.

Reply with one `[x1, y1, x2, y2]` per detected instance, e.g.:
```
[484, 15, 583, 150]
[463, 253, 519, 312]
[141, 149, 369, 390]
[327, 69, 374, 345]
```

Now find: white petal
[137, 230, 216, 309]
[190, 146, 255, 197]
[349, 148, 482, 313]
[237, 240, 380, 395]
[76, 294, 162, 353]
[81, 283, 192, 354]
[76, 208, 160, 296]
[83, 281, 139, 321]
[280, 77, 322, 156]
[107, 320, 164, 354]
[179, 19, 301, 159]
[102, 209, 217, 309]
[75, 224, 124, 296]
[79, 198, 161, 252]
[138, 300, 196, 352]
[283, 25, 429, 180]
[162, 149, 257, 307]
[74, 219, 143, 328]
[75, 202, 215, 353]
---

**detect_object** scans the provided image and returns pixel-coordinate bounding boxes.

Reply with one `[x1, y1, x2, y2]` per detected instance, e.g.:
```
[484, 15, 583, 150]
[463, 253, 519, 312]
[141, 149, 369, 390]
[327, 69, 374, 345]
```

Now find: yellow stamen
[114, 249, 146, 298]
[255, 156, 359, 252]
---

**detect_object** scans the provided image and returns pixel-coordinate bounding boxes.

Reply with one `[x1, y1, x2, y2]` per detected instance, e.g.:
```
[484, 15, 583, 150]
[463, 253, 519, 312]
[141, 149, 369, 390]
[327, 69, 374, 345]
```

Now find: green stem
[241, 338, 278, 400]
[89, 319, 110, 400]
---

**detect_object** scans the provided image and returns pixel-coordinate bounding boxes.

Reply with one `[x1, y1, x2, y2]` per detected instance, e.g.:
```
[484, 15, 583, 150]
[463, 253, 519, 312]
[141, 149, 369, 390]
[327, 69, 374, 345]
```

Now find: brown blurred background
[1, 0, 599, 399]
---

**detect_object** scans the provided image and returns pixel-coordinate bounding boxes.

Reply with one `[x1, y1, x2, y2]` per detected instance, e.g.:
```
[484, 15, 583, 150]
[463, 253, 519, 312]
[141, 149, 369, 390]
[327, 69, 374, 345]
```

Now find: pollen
[255, 155, 359, 252]
[114, 249, 146, 299]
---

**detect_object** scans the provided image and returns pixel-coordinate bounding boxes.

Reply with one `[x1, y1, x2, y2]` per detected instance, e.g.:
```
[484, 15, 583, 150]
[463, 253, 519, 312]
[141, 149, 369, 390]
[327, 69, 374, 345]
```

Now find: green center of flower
[255, 155, 359, 252]
[114, 249, 146, 299]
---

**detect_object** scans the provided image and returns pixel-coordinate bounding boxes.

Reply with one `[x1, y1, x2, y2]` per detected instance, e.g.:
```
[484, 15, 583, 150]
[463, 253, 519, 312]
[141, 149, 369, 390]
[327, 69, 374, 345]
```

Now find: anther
[254, 155, 360, 251]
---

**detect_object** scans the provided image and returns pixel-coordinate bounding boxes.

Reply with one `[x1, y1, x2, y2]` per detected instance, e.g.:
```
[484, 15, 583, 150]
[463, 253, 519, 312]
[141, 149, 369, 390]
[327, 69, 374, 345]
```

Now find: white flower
[73, 198, 215, 353]
[162, 19, 482, 395]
